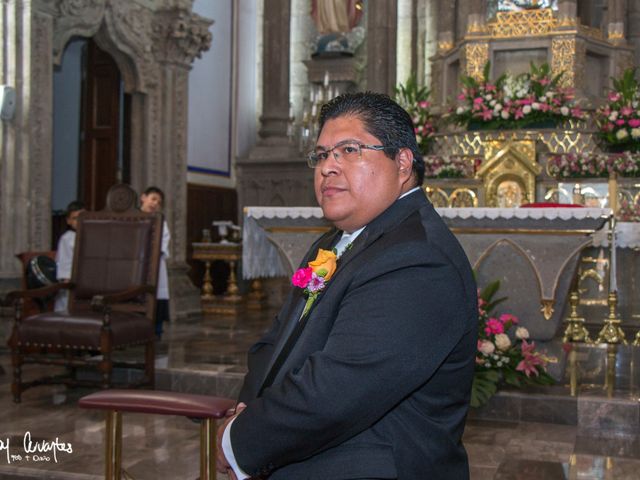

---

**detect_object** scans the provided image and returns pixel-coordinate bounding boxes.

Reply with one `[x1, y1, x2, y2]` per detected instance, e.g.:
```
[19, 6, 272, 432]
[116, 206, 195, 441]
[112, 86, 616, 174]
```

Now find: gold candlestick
[596, 291, 627, 345]
[562, 290, 592, 344]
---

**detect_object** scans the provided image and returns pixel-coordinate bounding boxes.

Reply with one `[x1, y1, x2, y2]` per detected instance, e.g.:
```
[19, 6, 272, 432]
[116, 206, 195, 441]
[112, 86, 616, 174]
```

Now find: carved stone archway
[0, 0, 211, 318]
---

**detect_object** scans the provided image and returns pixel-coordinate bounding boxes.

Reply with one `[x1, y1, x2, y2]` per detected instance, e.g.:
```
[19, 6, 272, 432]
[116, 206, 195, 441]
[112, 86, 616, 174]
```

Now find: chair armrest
[5, 282, 72, 303]
[90, 285, 156, 310]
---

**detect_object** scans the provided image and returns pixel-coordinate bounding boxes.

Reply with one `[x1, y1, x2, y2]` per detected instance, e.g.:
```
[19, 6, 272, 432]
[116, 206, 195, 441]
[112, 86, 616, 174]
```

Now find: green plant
[395, 75, 436, 154]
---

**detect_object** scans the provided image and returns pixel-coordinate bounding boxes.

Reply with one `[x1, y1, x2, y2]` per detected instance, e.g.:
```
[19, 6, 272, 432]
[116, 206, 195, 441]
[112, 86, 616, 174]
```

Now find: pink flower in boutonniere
[292, 267, 313, 288]
[292, 249, 338, 318]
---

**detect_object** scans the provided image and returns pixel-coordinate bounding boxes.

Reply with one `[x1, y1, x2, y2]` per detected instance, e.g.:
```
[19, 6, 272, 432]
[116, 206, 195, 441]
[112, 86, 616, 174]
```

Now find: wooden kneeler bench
[79, 390, 236, 480]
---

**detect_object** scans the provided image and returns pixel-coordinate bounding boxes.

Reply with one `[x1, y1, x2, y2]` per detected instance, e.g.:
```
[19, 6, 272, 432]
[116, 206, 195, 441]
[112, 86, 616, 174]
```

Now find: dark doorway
[52, 37, 131, 248]
[79, 39, 128, 211]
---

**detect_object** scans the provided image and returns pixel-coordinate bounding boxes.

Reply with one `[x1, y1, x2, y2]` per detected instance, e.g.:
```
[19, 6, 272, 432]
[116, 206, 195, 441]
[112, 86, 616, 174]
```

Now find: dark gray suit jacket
[232, 190, 477, 479]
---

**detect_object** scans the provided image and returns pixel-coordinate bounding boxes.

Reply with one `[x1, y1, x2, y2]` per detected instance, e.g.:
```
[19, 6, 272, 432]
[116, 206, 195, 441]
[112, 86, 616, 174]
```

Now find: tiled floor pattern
[0, 311, 639, 479]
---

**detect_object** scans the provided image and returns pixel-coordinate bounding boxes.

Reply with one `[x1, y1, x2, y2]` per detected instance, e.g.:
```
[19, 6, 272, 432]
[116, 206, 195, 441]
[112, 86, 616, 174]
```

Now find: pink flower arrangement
[472, 280, 554, 408]
[423, 155, 480, 179]
[618, 199, 640, 222]
[452, 62, 583, 131]
[547, 152, 640, 178]
[596, 68, 640, 153]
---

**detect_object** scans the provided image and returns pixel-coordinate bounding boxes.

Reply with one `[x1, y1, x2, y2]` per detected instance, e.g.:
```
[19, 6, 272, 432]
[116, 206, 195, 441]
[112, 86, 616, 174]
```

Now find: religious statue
[310, 0, 365, 56]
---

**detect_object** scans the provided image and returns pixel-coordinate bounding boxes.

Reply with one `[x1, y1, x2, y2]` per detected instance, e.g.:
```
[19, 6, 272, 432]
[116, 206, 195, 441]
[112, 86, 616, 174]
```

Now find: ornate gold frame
[476, 140, 541, 207]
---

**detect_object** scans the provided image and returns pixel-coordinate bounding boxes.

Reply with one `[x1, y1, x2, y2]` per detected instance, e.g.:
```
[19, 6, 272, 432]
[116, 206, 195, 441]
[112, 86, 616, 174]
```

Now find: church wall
[186, 0, 235, 188]
[52, 38, 84, 212]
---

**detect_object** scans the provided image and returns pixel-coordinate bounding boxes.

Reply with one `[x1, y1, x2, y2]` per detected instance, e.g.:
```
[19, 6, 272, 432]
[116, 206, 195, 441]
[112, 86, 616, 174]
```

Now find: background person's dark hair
[65, 201, 85, 219]
[143, 186, 165, 203]
[318, 92, 425, 186]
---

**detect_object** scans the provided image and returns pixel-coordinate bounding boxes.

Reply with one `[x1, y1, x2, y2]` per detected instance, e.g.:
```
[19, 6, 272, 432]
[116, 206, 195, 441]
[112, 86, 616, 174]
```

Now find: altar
[243, 204, 618, 341]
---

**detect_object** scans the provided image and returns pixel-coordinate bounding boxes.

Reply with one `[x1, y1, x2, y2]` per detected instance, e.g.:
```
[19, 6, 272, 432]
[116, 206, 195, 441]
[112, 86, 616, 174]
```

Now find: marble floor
[1, 310, 640, 479]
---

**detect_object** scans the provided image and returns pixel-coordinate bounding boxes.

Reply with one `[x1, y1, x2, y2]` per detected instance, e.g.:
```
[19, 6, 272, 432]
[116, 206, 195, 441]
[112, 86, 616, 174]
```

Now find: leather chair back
[69, 210, 163, 318]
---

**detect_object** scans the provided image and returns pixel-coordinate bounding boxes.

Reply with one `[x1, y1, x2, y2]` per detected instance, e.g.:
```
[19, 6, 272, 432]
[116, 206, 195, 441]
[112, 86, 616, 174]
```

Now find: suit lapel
[258, 228, 341, 392]
[258, 190, 429, 395]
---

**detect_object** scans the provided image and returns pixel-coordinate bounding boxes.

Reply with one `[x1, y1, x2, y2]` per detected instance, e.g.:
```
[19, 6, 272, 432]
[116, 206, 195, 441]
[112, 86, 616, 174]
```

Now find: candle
[610, 218, 617, 292]
[323, 70, 330, 88]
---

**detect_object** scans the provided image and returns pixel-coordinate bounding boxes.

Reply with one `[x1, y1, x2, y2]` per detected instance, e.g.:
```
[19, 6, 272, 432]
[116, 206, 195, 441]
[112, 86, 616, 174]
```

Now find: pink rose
[291, 267, 313, 288]
[484, 318, 504, 336]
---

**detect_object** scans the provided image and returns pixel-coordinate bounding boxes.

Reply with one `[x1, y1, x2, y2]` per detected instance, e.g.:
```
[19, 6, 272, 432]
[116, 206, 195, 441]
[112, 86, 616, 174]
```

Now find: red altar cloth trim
[520, 203, 585, 208]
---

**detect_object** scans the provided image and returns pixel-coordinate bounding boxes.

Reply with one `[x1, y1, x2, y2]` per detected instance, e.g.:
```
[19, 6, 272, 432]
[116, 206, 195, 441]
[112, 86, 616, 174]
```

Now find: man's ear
[397, 148, 414, 179]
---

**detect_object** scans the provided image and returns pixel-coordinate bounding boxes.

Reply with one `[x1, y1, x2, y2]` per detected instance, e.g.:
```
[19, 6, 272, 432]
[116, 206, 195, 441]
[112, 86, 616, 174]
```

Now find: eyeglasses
[307, 140, 388, 168]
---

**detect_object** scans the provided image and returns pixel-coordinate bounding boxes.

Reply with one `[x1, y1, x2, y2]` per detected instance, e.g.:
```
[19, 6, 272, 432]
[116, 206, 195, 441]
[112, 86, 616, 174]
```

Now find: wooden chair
[6, 184, 163, 402]
[15, 250, 57, 318]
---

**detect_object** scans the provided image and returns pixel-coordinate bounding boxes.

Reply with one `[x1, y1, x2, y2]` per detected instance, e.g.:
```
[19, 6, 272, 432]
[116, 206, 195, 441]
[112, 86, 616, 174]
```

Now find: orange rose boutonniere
[291, 248, 338, 318]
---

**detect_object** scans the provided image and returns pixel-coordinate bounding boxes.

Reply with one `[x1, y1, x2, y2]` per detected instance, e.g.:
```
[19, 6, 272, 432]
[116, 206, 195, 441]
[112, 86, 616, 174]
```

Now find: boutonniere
[291, 249, 338, 318]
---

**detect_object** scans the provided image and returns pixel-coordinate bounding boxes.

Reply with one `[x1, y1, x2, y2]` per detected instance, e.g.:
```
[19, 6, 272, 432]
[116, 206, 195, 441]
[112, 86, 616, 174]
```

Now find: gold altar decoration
[596, 291, 627, 345]
[464, 43, 489, 82]
[424, 186, 479, 208]
[437, 41, 454, 53]
[551, 37, 577, 88]
[476, 140, 541, 207]
[563, 291, 592, 344]
[432, 129, 597, 158]
[192, 242, 252, 315]
[486, 8, 557, 38]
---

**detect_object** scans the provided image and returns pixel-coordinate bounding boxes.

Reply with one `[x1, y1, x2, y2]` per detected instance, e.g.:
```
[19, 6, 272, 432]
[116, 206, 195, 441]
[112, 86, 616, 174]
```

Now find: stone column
[365, 0, 397, 95]
[629, 0, 640, 66]
[0, 1, 54, 293]
[558, 0, 578, 26]
[437, 0, 455, 49]
[237, 0, 315, 211]
[259, 0, 292, 140]
[467, 0, 487, 34]
[151, 8, 213, 319]
[607, 0, 626, 42]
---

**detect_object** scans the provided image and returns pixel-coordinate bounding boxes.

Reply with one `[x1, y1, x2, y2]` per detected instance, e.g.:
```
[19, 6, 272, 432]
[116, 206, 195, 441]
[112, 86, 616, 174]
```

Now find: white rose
[523, 105, 532, 114]
[532, 102, 541, 110]
[484, 94, 493, 101]
[501, 110, 510, 120]
[495, 333, 511, 351]
[456, 106, 466, 115]
[616, 129, 629, 140]
[515, 327, 529, 339]
[490, 99, 497, 107]
[632, 128, 640, 139]
[609, 111, 619, 121]
[539, 95, 547, 102]
[494, 103, 503, 112]
[478, 340, 495, 355]
[560, 106, 570, 116]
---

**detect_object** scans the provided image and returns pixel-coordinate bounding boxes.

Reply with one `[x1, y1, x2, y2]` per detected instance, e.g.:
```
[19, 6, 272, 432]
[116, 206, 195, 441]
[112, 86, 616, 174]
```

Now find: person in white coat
[140, 186, 171, 339]
[54, 201, 85, 312]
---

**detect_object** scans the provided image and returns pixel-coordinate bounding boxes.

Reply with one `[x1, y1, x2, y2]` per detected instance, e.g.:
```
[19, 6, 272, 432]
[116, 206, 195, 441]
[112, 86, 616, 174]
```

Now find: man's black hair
[317, 91, 425, 185]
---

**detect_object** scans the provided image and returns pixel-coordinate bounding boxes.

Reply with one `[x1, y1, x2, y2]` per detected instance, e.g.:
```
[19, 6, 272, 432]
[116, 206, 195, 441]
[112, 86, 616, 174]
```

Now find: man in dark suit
[217, 92, 477, 479]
